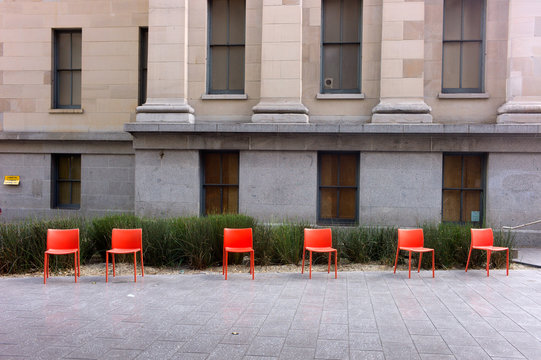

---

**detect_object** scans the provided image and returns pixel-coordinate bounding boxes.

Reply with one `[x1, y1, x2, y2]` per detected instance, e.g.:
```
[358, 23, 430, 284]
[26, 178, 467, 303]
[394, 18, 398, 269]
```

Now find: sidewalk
[1, 269, 541, 359]
[514, 248, 541, 268]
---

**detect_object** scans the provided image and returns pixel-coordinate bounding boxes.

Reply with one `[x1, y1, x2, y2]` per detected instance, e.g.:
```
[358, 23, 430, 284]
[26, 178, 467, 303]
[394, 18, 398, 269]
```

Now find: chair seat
[473, 245, 508, 251]
[45, 248, 78, 255]
[399, 246, 433, 253]
[225, 247, 254, 253]
[107, 248, 141, 254]
[305, 246, 336, 253]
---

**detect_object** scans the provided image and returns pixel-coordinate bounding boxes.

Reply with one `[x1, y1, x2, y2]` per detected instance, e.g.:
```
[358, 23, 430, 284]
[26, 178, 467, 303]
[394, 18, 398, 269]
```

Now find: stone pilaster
[497, 0, 541, 123]
[251, 0, 308, 123]
[372, 0, 432, 123]
[136, 0, 194, 123]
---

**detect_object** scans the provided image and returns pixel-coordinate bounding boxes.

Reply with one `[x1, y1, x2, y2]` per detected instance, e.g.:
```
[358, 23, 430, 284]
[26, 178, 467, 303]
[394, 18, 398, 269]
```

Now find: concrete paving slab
[1, 270, 541, 359]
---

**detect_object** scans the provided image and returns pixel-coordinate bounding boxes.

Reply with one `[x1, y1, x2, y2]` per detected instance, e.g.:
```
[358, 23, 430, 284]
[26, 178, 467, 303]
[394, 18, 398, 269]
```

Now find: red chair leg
[140, 250, 144, 277]
[334, 250, 337, 279]
[393, 247, 400, 274]
[74, 253, 77, 283]
[301, 248, 305, 274]
[465, 246, 472, 272]
[408, 251, 412, 279]
[506, 248, 509, 276]
[112, 254, 116, 277]
[44, 253, 47, 284]
[78, 251, 80, 277]
[222, 248, 225, 275]
[225, 251, 228, 280]
[251, 251, 254, 280]
[106, 252, 109, 282]
[133, 253, 137, 282]
[418, 253, 423, 273]
[309, 251, 312, 279]
[486, 250, 491, 277]
[432, 250, 435, 278]
[328, 252, 331, 274]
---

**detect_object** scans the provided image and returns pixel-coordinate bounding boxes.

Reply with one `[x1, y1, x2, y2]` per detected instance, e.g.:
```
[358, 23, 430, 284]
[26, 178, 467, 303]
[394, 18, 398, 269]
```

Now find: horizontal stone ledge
[124, 122, 541, 135]
[0, 131, 133, 142]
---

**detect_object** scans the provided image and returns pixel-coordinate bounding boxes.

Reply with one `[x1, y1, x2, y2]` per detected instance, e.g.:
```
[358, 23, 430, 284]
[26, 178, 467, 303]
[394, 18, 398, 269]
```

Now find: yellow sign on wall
[4, 176, 20, 185]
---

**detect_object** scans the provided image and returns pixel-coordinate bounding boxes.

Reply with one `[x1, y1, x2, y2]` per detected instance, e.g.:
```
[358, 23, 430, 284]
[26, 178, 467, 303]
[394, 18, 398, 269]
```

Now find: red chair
[394, 229, 434, 279]
[106, 228, 144, 282]
[223, 228, 254, 280]
[466, 228, 509, 277]
[302, 228, 337, 279]
[44, 229, 80, 284]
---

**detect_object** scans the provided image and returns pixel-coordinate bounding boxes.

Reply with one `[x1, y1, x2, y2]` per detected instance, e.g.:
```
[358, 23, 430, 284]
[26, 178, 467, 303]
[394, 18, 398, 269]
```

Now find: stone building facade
[1, 0, 540, 244]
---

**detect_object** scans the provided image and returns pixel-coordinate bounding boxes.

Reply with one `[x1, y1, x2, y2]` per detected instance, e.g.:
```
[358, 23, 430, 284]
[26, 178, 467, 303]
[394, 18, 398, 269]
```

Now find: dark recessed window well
[207, 0, 245, 94]
[318, 152, 359, 225]
[52, 154, 81, 209]
[442, 153, 486, 224]
[53, 29, 82, 109]
[139, 27, 148, 106]
[202, 152, 239, 215]
[321, 0, 362, 94]
[442, 0, 485, 93]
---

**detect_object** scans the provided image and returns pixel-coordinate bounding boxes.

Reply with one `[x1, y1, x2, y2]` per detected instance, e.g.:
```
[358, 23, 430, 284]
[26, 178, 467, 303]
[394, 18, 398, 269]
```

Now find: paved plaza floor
[1, 268, 541, 360]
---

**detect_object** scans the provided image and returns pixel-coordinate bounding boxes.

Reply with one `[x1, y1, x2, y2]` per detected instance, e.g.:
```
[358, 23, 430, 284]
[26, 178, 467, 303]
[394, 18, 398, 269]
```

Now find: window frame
[317, 151, 359, 226]
[441, 153, 486, 225]
[320, 0, 363, 94]
[51, 154, 81, 210]
[138, 27, 148, 106]
[200, 151, 240, 215]
[52, 29, 82, 109]
[441, 0, 486, 94]
[207, 0, 246, 95]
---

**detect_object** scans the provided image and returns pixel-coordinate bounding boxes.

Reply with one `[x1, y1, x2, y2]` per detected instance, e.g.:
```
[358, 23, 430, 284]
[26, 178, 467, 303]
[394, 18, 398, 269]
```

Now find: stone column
[497, 0, 541, 123]
[136, 0, 194, 123]
[372, 0, 432, 123]
[251, 0, 308, 123]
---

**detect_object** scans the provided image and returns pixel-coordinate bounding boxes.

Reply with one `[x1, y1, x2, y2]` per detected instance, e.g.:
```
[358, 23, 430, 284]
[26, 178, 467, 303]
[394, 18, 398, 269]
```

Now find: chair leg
[251, 251, 254, 280]
[328, 252, 331, 274]
[393, 246, 400, 274]
[408, 251, 412, 279]
[309, 251, 312, 279]
[44, 253, 47, 284]
[133, 252, 137, 282]
[222, 248, 225, 275]
[334, 250, 337, 279]
[418, 253, 423, 273]
[140, 250, 144, 277]
[301, 248, 305, 274]
[486, 250, 491, 277]
[78, 250, 81, 277]
[112, 254, 116, 277]
[506, 248, 509, 276]
[106, 252, 109, 282]
[74, 253, 77, 283]
[465, 246, 472, 272]
[225, 251, 228, 280]
[432, 250, 435, 278]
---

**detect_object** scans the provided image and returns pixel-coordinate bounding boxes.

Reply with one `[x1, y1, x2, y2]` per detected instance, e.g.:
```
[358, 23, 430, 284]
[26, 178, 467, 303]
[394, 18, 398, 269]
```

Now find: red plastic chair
[44, 229, 80, 284]
[223, 228, 254, 280]
[394, 229, 434, 279]
[466, 228, 509, 277]
[302, 228, 337, 279]
[106, 228, 144, 282]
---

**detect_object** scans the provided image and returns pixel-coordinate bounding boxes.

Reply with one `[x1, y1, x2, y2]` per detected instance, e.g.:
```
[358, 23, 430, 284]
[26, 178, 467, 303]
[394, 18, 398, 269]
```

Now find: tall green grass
[0, 215, 515, 274]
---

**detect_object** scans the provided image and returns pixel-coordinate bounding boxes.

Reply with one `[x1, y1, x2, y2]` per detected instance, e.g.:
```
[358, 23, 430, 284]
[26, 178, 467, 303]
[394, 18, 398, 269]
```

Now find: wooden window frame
[201, 151, 240, 215]
[207, 0, 245, 94]
[442, 153, 486, 224]
[317, 152, 359, 226]
[138, 27, 148, 106]
[53, 29, 82, 109]
[51, 154, 81, 210]
[321, 0, 363, 94]
[442, 0, 486, 94]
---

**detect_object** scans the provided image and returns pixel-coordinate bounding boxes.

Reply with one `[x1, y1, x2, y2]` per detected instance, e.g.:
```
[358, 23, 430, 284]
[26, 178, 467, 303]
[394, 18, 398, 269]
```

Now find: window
[52, 154, 81, 209]
[318, 152, 359, 225]
[442, 0, 485, 93]
[208, 0, 245, 94]
[442, 154, 485, 224]
[53, 29, 82, 109]
[138, 27, 148, 106]
[321, 0, 362, 93]
[202, 152, 239, 215]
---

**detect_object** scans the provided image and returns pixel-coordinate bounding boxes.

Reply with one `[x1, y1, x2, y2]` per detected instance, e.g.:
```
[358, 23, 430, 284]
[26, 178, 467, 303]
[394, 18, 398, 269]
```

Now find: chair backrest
[304, 228, 332, 248]
[47, 229, 80, 250]
[224, 228, 253, 248]
[397, 228, 424, 248]
[471, 228, 494, 247]
[112, 228, 143, 250]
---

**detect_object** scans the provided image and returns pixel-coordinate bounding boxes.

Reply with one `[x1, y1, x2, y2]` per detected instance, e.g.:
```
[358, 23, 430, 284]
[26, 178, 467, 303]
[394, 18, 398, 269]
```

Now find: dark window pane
[58, 157, 70, 179]
[320, 188, 337, 219]
[443, 0, 461, 41]
[443, 155, 461, 188]
[229, 0, 245, 44]
[323, 45, 340, 89]
[463, 156, 481, 188]
[58, 71, 72, 107]
[323, 0, 341, 43]
[71, 32, 82, 69]
[211, 46, 228, 91]
[342, 0, 360, 43]
[463, 0, 483, 40]
[341, 44, 359, 90]
[222, 153, 239, 185]
[223, 187, 239, 214]
[210, 0, 228, 45]
[228, 46, 244, 91]
[205, 186, 221, 215]
[339, 188, 356, 219]
[461, 42, 481, 89]
[58, 182, 71, 205]
[442, 42, 460, 89]
[71, 156, 81, 180]
[442, 190, 461, 222]
[72, 71, 81, 106]
[463, 190, 481, 222]
[204, 153, 221, 184]
[71, 182, 81, 205]
[339, 154, 357, 187]
[320, 154, 338, 186]
[57, 32, 71, 69]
